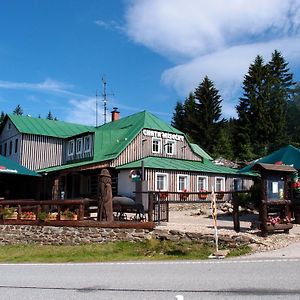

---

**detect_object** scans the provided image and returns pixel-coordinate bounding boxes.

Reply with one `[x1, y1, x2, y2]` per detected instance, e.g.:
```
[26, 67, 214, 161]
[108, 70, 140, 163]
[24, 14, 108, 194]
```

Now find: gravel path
[156, 204, 300, 253]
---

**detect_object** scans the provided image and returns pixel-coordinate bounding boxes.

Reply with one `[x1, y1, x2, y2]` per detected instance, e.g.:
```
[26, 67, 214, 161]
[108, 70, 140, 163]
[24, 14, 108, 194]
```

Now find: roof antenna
[95, 89, 99, 127]
[101, 76, 114, 124]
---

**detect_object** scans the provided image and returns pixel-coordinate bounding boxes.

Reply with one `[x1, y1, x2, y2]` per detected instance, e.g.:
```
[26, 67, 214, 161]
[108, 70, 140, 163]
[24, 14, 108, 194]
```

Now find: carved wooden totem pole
[97, 169, 114, 222]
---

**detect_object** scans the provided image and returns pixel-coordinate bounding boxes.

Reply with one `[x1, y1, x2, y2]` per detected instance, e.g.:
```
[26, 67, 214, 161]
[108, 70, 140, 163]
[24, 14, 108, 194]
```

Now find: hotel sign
[142, 129, 184, 142]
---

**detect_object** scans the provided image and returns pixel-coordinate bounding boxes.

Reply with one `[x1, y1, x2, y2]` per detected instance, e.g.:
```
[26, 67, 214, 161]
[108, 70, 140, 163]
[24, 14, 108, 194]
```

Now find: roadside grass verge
[0, 240, 251, 263]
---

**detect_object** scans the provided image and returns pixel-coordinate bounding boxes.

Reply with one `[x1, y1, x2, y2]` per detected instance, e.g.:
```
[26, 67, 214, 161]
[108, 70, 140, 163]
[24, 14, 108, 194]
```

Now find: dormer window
[84, 135, 91, 153]
[152, 137, 161, 153]
[76, 138, 83, 154]
[67, 140, 75, 156]
[165, 140, 175, 155]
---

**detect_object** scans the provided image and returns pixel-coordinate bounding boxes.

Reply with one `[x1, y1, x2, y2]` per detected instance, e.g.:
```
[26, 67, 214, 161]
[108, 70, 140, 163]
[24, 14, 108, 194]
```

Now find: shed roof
[240, 145, 300, 173]
[190, 143, 213, 160]
[252, 163, 296, 173]
[0, 155, 40, 176]
[3, 114, 94, 138]
[116, 156, 254, 176]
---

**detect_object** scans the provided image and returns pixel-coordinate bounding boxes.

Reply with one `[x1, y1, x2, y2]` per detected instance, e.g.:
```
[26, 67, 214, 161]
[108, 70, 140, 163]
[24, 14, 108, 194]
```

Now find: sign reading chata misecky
[142, 129, 184, 142]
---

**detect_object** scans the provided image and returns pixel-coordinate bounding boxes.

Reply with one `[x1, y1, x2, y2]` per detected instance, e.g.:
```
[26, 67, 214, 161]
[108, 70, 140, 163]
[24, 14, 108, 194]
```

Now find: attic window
[76, 138, 83, 154]
[67, 140, 75, 156]
[84, 135, 91, 153]
[8, 122, 11, 130]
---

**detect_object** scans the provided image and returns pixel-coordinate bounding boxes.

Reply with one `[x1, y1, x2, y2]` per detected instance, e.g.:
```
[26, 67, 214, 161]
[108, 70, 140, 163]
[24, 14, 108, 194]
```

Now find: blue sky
[1, 0, 300, 125]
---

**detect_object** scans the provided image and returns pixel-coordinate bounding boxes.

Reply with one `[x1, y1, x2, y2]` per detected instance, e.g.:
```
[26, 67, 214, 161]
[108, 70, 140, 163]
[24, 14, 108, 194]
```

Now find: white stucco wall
[118, 170, 136, 198]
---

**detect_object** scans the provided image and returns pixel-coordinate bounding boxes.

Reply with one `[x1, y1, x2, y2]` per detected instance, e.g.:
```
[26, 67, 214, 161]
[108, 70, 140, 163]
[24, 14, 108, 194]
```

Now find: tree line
[0, 105, 58, 125]
[172, 50, 299, 162]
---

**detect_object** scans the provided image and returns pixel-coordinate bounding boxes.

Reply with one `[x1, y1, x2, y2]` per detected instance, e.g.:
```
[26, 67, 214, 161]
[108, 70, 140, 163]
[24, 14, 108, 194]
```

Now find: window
[76, 138, 83, 154]
[0, 145, 2, 155]
[152, 138, 161, 153]
[215, 177, 225, 192]
[84, 135, 91, 153]
[67, 140, 75, 156]
[155, 173, 168, 191]
[197, 176, 208, 191]
[177, 174, 189, 192]
[4, 143, 7, 156]
[15, 139, 18, 153]
[165, 140, 175, 155]
[233, 178, 243, 191]
[9, 141, 12, 155]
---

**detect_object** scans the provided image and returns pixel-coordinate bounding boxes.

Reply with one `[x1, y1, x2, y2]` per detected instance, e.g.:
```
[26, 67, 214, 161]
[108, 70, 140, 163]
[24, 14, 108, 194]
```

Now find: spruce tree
[183, 93, 197, 142]
[46, 111, 54, 120]
[13, 105, 23, 115]
[0, 111, 5, 125]
[287, 82, 300, 145]
[193, 76, 224, 155]
[171, 101, 186, 132]
[267, 50, 295, 150]
[236, 55, 271, 158]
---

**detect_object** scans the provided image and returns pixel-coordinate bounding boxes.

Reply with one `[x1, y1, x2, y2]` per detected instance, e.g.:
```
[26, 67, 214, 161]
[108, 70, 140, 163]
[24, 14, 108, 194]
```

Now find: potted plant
[20, 211, 36, 220]
[60, 209, 77, 220]
[216, 192, 224, 200]
[180, 189, 189, 200]
[46, 212, 58, 221]
[38, 211, 48, 222]
[0, 207, 18, 220]
[159, 192, 168, 200]
[198, 189, 208, 200]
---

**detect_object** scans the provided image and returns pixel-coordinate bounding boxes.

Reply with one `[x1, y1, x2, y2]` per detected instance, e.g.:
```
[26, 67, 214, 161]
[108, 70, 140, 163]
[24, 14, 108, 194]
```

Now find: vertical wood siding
[112, 131, 201, 167]
[144, 169, 254, 201]
[21, 134, 63, 170]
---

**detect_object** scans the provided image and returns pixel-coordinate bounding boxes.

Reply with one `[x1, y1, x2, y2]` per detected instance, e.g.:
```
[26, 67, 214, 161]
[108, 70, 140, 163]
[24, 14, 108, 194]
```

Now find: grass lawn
[0, 240, 251, 263]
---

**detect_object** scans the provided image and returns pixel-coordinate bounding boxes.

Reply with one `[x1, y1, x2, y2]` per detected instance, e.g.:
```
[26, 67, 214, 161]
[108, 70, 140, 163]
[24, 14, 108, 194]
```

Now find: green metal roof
[190, 143, 213, 160]
[92, 111, 184, 162]
[38, 111, 185, 173]
[116, 156, 253, 176]
[0, 155, 40, 176]
[240, 145, 300, 173]
[6, 114, 94, 138]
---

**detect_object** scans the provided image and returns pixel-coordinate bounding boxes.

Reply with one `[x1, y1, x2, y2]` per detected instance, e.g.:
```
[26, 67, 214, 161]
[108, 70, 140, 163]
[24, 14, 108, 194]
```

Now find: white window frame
[177, 174, 189, 192]
[152, 137, 162, 154]
[84, 135, 91, 153]
[197, 175, 208, 191]
[165, 139, 176, 155]
[76, 138, 83, 155]
[155, 172, 168, 191]
[67, 140, 75, 156]
[215, 177, 225, 192]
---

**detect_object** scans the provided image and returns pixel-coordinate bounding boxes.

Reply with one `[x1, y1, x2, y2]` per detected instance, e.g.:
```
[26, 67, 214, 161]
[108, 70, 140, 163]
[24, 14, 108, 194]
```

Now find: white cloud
[0, 78, 83, 98]
[162, 36, 300, 116]
[94, 19, 123, 32]
[124, 0, 300, 117]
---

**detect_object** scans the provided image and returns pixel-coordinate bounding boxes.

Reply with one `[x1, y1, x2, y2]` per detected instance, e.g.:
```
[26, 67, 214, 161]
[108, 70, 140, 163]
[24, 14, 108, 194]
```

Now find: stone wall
[0, 225, 255, 246]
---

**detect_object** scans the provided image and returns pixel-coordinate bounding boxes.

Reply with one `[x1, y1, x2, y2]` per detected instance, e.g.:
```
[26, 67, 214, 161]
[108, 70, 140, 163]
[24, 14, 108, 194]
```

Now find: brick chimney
[111, 107, 120, 122]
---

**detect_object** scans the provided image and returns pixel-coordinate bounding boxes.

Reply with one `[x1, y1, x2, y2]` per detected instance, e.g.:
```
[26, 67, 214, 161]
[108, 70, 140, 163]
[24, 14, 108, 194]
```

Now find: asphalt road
[1, 256, 300, 300]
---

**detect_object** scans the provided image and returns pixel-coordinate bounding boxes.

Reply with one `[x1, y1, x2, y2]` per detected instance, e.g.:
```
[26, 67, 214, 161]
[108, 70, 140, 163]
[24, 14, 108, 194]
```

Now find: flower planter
[159, 192, 168, 200]
[20, 214, 36, 220]
[198, 194, 207, 200]
[3, 212, 18, 220]
[266, 223, 293, 232]
[46, 213, 58, 221]
[180, 193, 189, 201]
[60, 214, 77, 221]
[216, 194, 224, 200]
